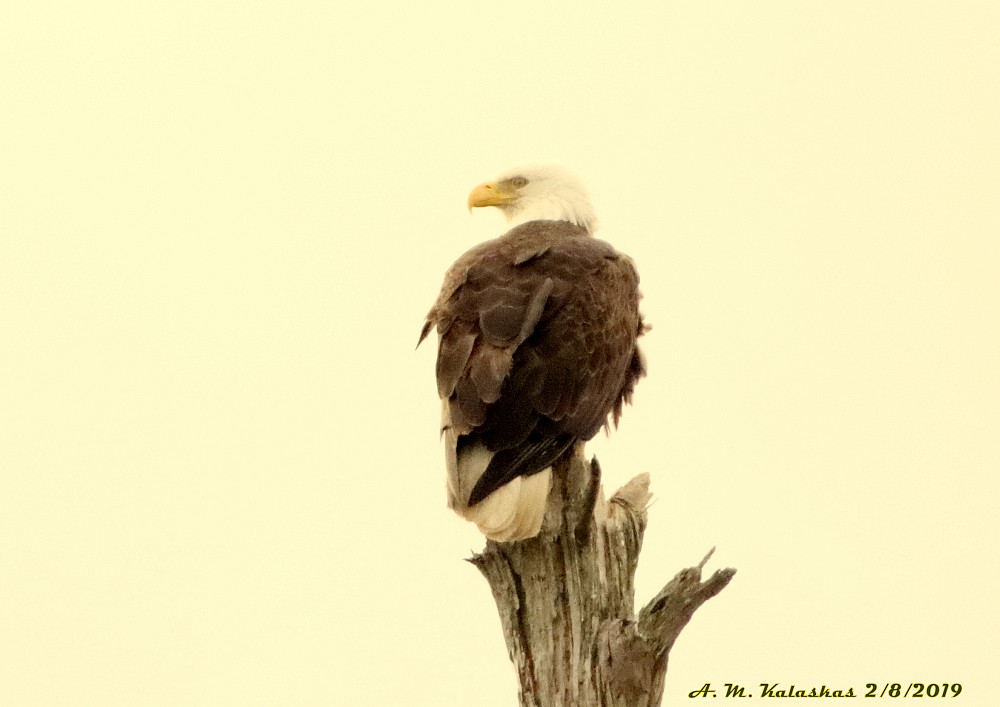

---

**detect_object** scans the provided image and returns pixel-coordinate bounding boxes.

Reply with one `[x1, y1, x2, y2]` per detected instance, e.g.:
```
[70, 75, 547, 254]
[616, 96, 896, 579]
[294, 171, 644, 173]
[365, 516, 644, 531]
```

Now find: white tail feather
[461, 469, 551, 541]
[444, 435, 552, 541]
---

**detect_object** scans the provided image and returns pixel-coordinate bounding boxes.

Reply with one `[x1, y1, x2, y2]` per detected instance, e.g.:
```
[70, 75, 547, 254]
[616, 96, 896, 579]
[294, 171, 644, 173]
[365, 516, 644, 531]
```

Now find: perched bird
[419, 165, 646, 541]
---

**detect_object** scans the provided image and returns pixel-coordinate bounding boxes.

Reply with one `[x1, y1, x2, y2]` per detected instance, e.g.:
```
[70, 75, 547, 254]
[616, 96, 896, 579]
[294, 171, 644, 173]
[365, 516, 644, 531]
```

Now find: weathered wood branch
[468, 448, 735, 706]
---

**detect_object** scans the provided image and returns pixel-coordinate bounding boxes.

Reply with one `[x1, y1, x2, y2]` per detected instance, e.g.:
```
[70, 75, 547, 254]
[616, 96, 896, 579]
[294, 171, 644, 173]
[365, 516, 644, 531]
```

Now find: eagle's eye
[509, 176, 528, 188]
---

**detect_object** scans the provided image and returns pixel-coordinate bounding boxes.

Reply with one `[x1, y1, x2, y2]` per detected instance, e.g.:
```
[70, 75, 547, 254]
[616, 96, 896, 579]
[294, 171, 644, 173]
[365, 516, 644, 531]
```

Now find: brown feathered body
[420, 219, 645, 540]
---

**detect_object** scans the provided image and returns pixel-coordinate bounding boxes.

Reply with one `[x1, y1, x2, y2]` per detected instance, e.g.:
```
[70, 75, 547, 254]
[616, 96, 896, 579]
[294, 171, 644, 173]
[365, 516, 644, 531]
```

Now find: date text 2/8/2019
[865, 683, 962, 698]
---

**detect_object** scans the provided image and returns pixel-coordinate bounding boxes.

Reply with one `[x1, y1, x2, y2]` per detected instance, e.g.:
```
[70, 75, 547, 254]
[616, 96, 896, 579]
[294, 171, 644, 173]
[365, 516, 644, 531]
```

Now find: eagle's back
[422, 220, 645, 530]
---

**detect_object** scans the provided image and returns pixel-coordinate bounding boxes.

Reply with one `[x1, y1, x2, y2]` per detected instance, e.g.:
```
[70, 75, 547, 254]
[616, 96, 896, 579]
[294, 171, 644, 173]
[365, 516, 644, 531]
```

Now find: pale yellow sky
[2, 2, 997, 705]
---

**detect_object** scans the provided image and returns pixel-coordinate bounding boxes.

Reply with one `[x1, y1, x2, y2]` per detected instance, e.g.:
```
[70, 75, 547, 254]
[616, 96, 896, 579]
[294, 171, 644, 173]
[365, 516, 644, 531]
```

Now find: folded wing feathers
[434, 329, 476, 399]
[469, 346, 513, 404]
[422, 220, 645, 527]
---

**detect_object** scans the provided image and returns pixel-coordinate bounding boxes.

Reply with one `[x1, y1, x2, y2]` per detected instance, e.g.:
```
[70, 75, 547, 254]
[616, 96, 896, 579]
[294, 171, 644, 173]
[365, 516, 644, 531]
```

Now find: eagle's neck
[503, 197, 597, 234]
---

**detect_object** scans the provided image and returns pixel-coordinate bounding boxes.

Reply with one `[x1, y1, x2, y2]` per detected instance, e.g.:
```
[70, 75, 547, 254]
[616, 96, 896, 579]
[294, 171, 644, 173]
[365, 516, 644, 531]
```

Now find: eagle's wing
[422, 220, 645, 508]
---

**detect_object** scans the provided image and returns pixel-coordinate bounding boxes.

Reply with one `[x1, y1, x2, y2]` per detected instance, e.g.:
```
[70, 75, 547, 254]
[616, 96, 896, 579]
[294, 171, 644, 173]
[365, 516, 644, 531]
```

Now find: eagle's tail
[444, 436, 551, 542]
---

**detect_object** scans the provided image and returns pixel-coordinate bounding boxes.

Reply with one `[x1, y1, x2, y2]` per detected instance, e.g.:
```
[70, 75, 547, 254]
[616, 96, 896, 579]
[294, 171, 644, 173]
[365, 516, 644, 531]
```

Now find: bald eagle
[419, 165, 646, 541]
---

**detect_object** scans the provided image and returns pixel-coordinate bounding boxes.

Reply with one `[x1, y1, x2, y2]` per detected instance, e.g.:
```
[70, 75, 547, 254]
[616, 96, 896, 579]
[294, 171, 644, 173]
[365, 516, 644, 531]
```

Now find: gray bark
[469, 449, 735, 706]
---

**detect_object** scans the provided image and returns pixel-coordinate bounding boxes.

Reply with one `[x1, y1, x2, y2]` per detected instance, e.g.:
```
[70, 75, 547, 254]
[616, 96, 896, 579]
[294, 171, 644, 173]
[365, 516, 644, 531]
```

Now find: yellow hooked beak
[467, 181, 518, 212]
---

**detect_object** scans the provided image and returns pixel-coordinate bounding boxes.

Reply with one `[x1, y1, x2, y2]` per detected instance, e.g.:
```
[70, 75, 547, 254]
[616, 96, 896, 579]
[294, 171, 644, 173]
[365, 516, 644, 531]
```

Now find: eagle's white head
[467, 164, 597, 234]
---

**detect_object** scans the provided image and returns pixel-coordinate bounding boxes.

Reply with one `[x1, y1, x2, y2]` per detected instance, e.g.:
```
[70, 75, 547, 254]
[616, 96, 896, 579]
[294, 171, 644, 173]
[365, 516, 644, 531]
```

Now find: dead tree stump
[469, 449, 735, 706]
